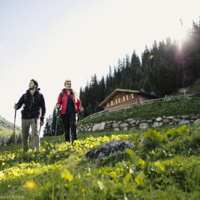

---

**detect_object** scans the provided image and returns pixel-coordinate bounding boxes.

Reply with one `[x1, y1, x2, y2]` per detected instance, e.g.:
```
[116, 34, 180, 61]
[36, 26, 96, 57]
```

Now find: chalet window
[107, 103, 109, 107]
[118, 98, 120, 103]
[113, 100, 116, 105]
[129, 94, 134, 100]
[109, 101, 113, 106]
[121, 97, 124, 102]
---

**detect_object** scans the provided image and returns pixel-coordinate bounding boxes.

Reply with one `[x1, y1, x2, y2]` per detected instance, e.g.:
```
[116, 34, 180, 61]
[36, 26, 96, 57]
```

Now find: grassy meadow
[1, 123, 200, 199]
[77, 97, 200, 125]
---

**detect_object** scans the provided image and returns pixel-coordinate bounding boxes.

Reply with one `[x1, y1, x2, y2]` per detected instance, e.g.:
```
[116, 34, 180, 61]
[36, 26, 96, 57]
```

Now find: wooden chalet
[99, 89, 159, 111]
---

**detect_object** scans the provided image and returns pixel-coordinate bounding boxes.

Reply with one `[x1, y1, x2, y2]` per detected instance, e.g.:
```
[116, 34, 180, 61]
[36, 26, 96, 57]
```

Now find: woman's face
[65, 82, 71, 90]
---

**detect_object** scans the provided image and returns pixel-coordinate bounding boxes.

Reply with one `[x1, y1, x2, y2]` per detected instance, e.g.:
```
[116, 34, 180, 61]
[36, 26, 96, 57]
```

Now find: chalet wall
[104, 92, 136, 110]
[104, 92, 157, 110]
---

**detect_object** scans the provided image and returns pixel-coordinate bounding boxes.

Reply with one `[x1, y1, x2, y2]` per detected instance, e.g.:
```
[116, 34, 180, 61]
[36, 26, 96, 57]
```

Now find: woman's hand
[80, 107, 84, 112]
[56, 104, 60, 109]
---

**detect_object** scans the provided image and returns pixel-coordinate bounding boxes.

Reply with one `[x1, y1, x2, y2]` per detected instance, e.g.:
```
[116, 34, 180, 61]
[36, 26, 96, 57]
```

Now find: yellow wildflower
[23, 180, 36, 190]
[61, 169, 74, 181]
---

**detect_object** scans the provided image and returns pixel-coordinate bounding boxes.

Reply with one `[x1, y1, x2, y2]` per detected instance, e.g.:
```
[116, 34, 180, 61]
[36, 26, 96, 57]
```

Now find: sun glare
[171, 23, 187, 42]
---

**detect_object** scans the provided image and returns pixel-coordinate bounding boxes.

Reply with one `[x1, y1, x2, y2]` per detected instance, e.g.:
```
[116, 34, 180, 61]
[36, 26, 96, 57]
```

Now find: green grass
[77, 97, 200, 125]
[1, 124, 200, 199]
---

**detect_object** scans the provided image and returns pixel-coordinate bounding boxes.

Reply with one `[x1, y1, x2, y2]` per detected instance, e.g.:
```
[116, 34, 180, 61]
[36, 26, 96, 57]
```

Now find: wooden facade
[99, 89, 159, 110]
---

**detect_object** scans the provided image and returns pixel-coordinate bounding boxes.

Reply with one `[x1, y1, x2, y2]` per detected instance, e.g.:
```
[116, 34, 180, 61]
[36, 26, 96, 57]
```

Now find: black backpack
[24, 93, 42, 105]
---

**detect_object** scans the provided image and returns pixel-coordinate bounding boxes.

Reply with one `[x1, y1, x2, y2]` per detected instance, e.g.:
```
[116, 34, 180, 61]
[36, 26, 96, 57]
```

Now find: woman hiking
[56, 80, 83, 143]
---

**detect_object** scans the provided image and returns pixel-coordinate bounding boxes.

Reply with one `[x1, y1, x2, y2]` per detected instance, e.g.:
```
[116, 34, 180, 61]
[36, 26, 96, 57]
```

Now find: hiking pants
[21, 118, 40, 151]
[61, 112, 78, 143]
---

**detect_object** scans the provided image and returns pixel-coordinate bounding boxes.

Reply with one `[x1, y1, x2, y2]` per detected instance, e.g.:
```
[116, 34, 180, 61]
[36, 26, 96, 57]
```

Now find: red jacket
[56, 89, 81, 115]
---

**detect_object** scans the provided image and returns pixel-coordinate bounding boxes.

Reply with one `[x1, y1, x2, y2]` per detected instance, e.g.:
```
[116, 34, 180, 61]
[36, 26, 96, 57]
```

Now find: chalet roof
[99, 88, 159, 107]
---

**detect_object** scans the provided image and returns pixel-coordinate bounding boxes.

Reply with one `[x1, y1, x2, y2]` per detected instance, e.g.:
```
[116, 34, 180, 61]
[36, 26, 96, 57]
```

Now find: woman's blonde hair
[64, 80, 71, 86]
[73, 90, 79, 102]
[64, 79, 79, 102]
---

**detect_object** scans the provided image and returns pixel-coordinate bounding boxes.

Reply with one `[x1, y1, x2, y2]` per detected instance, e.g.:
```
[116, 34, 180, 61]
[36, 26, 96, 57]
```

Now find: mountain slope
[0, 116, 21, 142]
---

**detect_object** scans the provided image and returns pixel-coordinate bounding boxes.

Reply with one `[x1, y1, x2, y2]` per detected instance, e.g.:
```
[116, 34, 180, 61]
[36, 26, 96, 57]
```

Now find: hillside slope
[78, 97, 200, 125]
[0, 116, 21, 142]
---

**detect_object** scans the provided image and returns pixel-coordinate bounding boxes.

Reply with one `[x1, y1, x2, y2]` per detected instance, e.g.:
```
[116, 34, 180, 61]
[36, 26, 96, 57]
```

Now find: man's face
[29, 81, 36, 90]
[65, 82, 71, 90]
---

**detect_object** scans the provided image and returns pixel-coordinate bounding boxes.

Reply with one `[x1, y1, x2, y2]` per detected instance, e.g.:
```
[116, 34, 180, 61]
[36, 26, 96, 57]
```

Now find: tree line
[0, 132, 23, 147]
[80, 20, 200, 118]
[43, 19, 200, 137]
[43, 108, 65, 137]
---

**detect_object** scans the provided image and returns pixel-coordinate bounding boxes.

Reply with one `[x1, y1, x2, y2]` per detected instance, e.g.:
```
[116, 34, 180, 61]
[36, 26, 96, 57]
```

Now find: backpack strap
[23, 92, 41, 105]
[23, 93, 28, 103]
[37, 93, 42, 106]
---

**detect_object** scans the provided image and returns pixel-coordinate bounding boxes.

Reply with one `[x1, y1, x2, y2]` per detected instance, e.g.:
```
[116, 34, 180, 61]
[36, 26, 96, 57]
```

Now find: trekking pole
[39, 125, 41, 135]
[54, 108, 59, 148]
[11, 109, 17, 154]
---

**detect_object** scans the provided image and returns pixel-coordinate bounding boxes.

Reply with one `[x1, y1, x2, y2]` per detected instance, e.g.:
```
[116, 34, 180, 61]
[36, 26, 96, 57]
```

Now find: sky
[0, 0, 200, 136]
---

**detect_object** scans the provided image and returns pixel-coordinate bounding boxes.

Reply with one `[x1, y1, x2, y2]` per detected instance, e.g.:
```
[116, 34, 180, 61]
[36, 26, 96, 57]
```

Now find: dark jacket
[16, 89, 46, 122]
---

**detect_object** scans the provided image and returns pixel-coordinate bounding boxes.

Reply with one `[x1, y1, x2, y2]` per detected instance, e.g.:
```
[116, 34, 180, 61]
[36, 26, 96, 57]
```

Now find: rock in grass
[85, 140, 134, 159]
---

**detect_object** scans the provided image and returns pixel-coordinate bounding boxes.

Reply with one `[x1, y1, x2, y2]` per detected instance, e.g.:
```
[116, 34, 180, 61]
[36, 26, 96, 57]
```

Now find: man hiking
[14, 79, 46, 151]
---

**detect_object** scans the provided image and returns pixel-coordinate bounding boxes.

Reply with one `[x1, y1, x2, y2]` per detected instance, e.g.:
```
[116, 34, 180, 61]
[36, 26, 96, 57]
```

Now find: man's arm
[40, 94, 46, 122]
[14, 94, 24, 110]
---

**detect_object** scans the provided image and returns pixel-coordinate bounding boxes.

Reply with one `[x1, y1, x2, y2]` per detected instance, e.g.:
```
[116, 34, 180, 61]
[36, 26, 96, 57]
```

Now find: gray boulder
[194, 119, 200, 125]
[152, 122, 163, 127]
[163, 119, 170, 124]
[156, 117, 162, 122]
[113, 123, 119, 128]
[167, 116, 175, 119]
[92, 122, 106, 131]
[120, 123, 129, 128]
[178, 119, 190, 125]
[129, 120, 136, 124]
[139, 123, 149, 129]
[190, 116, 198, 119]
[85, 140, 134, 159]
[181, 115, 189, 119]
[172, 118, 180, 122]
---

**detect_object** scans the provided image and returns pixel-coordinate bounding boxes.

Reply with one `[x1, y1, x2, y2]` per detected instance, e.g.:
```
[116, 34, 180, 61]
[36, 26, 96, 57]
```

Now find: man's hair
[64, 80, 71, 86]
[31, 79, 38, 88]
